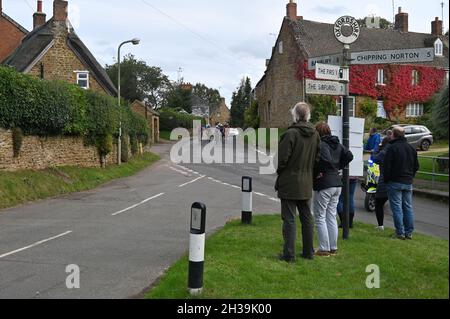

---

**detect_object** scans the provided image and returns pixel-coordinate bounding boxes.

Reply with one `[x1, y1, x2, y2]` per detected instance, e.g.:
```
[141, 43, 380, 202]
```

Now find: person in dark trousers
[275, 102, 321, 262]
[337, 177, 358, 228]
[372, 137, 391, 231]
[313, 122, 353, 257]
[383, 126, 420, 240]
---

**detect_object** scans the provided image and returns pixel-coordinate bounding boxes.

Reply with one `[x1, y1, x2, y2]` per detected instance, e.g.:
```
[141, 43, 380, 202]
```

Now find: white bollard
[242, 176, 253, 224]
[188, 202, 206, 295]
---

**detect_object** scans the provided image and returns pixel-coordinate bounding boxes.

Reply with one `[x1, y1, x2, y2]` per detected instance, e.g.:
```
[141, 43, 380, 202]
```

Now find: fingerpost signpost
[333, 16, 360, 240]
[307, 16, 361, 240]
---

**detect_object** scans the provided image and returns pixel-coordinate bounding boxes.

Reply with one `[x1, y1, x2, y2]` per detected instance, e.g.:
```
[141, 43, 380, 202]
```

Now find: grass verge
[0, 152, 160, 210]
[160, 130, 172, 141]
[146, 215, 448, 299]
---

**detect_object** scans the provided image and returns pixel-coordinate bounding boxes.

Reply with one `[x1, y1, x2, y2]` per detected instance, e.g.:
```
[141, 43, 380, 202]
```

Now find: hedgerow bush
[159, 107, 204, 131]
[0, 66, 149, 158]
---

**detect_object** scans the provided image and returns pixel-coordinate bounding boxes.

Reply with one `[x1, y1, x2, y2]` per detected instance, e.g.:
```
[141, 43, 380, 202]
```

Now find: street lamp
[117, 38, 140, 165]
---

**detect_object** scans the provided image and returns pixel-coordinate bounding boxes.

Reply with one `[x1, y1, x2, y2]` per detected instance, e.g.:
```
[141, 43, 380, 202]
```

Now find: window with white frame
[336, 96, 356, 117]
[75, 71, 89, 89]
[377, 68, 385, 85]
[412, 69, 420, 86]
[435, 39, 443, 57]
[406, 103, 424, 118]
[278, 41, 284, 54]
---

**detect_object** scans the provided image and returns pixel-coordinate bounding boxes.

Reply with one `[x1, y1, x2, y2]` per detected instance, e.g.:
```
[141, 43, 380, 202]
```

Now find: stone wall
[0, 129, 119, 171]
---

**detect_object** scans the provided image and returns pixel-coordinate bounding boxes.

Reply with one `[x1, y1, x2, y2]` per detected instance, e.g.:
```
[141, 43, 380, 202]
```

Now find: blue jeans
[337, 179, 358, 215]
[387, 182, 414, 236]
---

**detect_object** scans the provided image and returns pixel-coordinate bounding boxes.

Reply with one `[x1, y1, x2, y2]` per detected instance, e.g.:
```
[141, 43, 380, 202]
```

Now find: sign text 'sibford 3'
[334, 16, 360, 44]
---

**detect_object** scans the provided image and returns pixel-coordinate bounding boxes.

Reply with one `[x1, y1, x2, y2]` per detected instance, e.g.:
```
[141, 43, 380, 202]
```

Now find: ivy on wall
[296, 61, 446, 116]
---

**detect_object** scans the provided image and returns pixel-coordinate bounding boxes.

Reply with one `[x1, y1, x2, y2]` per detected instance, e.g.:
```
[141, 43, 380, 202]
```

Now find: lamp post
[117, 38, 140, 165]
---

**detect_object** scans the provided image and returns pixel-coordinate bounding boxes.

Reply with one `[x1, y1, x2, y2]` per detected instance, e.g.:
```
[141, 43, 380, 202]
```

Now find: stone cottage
[2, 0, 116, 96]
[255, 0, 449, 128]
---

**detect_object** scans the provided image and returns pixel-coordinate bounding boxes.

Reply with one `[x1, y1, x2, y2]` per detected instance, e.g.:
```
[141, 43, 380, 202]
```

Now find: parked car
[382, 125, 434, 151]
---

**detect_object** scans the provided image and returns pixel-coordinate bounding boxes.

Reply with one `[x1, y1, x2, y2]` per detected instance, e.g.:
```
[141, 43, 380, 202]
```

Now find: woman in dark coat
[372, 137, 391, 231]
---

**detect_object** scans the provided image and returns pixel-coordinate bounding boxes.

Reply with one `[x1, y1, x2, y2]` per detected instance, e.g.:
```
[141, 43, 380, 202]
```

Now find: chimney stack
[431, 17, 443, 36]
[53, 0, 68, 22]
[286, 0, 299, 20]
[33, 1, 46, 29]
[394, 7, 409, 32]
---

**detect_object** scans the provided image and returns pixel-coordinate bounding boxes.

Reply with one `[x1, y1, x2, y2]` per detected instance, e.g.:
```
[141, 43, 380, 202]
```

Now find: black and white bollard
[241, 176, 253, 224]
[188, 202, 206, 295]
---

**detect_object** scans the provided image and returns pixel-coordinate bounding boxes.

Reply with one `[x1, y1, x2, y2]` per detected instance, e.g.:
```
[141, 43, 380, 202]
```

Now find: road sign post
[334, 16, 360, 240]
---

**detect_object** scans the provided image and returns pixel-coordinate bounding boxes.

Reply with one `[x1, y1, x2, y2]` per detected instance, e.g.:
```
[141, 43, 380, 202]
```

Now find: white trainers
[375, 226, 385, 231]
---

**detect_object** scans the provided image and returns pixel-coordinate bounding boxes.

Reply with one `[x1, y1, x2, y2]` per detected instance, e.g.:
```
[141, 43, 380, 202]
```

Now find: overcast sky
[4, 0, 450, 105]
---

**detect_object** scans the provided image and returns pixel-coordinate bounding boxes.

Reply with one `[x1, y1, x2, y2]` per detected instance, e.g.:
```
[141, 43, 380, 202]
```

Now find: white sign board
[308, 47, 435, 70]
[305, 79, 346, 96]
[308, 54, 341, 70]
[328, 115, 365, 177]
[351, 48, 434, 65]
[315, 63, 349, 81]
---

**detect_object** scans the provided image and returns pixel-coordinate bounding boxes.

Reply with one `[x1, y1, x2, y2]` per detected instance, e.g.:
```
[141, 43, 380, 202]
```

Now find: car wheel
[420, 140, 431, 152]
[365, 194, 376, 213]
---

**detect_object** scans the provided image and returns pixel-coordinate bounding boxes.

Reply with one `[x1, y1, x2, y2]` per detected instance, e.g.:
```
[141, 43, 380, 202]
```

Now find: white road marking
[254, 192, 267, 197]
[168, 166, 191, 177]
[179, 176, 206, 188]
[176, 165, 202, 176]
[112, 193, 165, 216]
[203, 176, 278, 203]
[0, 231, 73, 259]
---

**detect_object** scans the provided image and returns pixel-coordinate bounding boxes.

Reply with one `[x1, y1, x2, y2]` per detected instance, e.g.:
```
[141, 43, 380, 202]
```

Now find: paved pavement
[0, 139, 448, 299]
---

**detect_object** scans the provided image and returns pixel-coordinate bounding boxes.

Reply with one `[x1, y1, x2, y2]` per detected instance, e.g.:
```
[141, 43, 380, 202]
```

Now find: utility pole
[177, 67, 184, 84]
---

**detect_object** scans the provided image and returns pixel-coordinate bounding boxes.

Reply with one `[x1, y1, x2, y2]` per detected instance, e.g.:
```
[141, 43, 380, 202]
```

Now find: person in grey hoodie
[313, 122, 353, 257]
[275, 102, 321, 262]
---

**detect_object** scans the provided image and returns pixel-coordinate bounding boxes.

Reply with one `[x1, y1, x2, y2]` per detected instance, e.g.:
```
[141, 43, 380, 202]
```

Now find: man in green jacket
[275, 102, 321, 262]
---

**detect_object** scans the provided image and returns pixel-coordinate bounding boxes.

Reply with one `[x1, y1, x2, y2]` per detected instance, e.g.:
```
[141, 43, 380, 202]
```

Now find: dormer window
[75, 71, 89, 89]
[435, 39, 443, 57]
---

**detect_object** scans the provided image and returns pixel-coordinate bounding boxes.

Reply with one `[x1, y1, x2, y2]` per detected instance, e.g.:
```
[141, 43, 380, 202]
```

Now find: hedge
[159, 107, 204, 131]
[0, 66, 148, 157]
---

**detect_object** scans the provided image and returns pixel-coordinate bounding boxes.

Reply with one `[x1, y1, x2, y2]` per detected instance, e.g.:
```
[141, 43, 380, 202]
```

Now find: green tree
[164, 84, 193, 114]
[192, 83, 221, 113]
[230, 77, 252, 127]
[105, 54, 170, 108]
[432, 85, 449, 139]
[244, 100, 259, 129]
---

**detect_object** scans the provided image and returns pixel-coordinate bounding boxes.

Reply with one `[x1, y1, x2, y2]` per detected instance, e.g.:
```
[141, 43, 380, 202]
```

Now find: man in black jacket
[382, 126, 420, 240]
